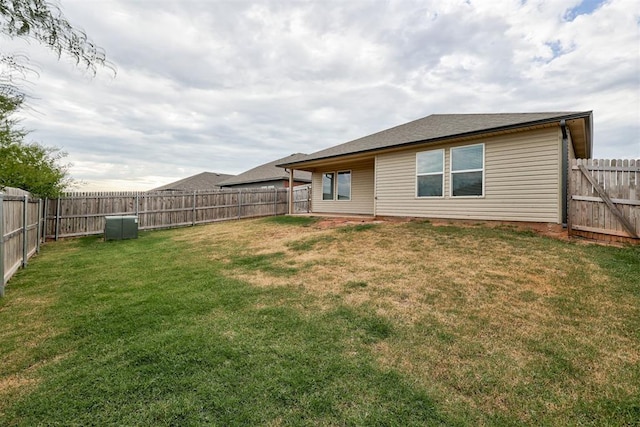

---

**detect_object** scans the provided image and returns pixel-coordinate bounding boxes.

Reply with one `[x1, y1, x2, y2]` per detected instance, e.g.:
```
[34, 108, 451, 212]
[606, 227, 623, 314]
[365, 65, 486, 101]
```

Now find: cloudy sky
[3, 0, 640, 191]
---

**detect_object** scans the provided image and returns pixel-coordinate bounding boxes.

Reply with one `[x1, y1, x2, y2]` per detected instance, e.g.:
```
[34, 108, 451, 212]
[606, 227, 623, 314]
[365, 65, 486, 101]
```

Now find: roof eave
[280, 111, 594, 169]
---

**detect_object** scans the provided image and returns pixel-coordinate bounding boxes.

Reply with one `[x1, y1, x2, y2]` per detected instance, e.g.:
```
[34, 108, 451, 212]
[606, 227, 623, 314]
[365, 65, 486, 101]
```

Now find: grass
[1, 217, 638, 425]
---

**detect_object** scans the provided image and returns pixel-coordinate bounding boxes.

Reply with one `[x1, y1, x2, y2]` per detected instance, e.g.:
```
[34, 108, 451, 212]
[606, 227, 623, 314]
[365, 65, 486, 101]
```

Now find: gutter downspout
[560, 119, 568, 227]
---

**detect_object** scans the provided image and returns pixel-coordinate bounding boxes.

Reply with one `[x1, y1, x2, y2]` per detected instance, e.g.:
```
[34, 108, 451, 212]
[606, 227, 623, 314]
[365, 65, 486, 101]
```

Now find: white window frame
[450, 143, 485, 198]
[416, 149, 445, 198]
[321, 170, 352, 201]
[336, 170, 351, 201]
[322, 172, 335, 200]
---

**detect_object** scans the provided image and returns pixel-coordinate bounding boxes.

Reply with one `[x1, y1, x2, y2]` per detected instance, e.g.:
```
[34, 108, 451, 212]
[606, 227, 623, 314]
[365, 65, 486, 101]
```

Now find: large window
[416, 149, 444, 197]
[451, 144, 484, 197]
[322, 170, 351, 201]
[337, 171, 351, 200]
[322, 172, 334, 200]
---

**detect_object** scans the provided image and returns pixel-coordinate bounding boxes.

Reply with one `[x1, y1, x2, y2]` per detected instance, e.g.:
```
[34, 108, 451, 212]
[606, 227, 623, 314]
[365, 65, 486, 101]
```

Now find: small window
[416, 149, 444, 197]
[451, 144, 484, 197]
[337, 171, 351, 200]
[322, 172, 334, 200]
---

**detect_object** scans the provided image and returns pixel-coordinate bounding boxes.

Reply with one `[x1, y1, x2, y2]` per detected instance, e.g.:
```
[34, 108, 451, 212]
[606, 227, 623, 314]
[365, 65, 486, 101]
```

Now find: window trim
[416, 148, 445, 198]
[321, 170, 352, 201]
[336, 170, 352, 201]
[449, 143, 485, 198]
[322, 172, 335, 200]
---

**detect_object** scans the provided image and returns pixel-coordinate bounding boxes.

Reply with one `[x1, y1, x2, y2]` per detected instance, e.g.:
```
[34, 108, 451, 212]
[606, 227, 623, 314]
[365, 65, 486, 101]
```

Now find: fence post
[192, 190, 197, 226]
[274, 188, 278, 215]
[238, 189, 242, 219]
[22, 195, 28, 268]
[36, 199, 42, 253]
[141, 193, 146, 229]
[55, 197, 61, 241]
[43, 198, 48, 241]
[0, 193, 5, 296]
[288, 171, 294, 215]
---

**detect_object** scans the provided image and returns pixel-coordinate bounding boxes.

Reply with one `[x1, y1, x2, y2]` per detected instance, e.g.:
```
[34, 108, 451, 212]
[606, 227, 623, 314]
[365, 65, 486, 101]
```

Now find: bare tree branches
[0, 0, 114, 74]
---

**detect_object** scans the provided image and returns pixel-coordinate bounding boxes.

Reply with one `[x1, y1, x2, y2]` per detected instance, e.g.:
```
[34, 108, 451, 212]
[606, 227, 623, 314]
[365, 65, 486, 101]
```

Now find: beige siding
[375, 127, 563, 223]
[312, 159, 374, 215]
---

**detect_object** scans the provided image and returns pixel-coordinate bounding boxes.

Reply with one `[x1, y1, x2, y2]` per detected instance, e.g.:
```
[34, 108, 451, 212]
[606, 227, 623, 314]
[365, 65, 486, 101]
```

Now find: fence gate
[292, 185, 311, 214]
[569, 159, 639, 242]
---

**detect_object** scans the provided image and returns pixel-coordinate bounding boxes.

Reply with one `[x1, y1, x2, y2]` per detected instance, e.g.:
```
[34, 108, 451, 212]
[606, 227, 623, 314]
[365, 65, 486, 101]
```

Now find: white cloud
[3, 0, 639, 190]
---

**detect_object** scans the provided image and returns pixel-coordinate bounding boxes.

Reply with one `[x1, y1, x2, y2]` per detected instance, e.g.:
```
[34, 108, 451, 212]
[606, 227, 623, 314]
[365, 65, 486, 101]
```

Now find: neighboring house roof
[151, 172, 235, 192]
[218, 153, 312, 187]
[278, 112, 593, 168]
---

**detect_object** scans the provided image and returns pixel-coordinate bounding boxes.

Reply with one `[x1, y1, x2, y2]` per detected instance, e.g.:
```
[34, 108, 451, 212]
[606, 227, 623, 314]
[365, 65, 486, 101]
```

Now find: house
[219, 154, 312, 189]
[278, 112, 592, 224]
[150, 172, 235, 192]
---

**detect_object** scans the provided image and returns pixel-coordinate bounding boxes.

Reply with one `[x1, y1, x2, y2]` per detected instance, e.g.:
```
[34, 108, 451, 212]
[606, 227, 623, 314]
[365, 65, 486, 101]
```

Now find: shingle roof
[278, 112, 592, 167]
[151, 172, 235, 192]
[218, 153, 312, 187]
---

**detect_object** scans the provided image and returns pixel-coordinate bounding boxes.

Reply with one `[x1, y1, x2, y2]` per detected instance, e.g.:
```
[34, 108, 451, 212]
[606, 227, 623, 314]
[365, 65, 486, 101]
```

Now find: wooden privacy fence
[0, 188, 43, 295]
[45, 186, 312, 240]
[569, 158, 639, 242]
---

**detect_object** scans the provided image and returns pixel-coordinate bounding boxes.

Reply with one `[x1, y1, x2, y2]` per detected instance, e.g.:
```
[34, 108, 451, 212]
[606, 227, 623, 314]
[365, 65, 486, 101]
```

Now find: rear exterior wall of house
[309, 126, 567, 222]
[311, 159, 375, 215]
[374, 127, 564, 222]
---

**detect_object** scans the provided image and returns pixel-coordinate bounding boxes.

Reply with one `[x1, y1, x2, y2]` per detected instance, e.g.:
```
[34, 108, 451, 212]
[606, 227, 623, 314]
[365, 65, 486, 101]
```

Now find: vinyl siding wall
[312, 159, 375, 215]
[375, 127, 563, 222]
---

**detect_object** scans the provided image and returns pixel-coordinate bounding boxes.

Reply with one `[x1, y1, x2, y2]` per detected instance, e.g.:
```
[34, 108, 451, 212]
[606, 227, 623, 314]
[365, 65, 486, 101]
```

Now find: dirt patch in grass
[0, 374, 38, 398]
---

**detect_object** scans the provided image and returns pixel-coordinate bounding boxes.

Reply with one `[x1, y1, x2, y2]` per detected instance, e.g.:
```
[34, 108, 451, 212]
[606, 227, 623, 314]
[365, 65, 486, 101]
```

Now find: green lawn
[1, 216, 638, 426]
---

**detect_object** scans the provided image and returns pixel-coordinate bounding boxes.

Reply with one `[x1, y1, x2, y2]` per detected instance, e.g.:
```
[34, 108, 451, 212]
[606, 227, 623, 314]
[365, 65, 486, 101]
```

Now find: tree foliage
[0, 92, 71, 197]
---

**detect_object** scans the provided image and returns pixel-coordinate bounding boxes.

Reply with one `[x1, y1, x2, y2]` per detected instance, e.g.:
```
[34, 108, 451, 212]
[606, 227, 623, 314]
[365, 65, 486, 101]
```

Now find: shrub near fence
[0, 187, 43, 294]
[45, 186, 311, 240]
